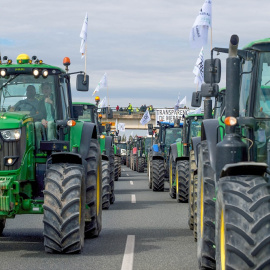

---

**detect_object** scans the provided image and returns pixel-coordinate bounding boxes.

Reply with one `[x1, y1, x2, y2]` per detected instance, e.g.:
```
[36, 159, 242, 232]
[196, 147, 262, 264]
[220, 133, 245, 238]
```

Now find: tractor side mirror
[99, 125, 105, 133]
[191, 91, 202, 107]
[201, 83, 219, 97]
[105, 123, 111, 132]
[76, 74, 89, 91]
[204, 58, 221, 84]
[148, 123, 153, 135]
[72, 105, 84, 120]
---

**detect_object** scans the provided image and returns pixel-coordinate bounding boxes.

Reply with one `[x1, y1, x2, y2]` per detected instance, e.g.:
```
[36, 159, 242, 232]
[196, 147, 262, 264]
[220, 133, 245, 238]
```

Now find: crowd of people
[115, 103, 154, 114]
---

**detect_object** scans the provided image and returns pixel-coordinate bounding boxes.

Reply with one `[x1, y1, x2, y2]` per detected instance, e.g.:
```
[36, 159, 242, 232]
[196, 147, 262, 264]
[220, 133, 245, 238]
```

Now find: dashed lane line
[131, 194, 136, 203]
[130, 181, 134, 185]
[121, 235, 135, 270]
[126, 173, 129, 176]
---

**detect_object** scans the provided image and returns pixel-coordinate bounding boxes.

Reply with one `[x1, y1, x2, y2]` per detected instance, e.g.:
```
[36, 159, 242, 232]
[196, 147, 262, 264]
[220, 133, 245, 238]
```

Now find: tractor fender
[105, 136, 113, 157]
[175, 156, 189, 162]
[79, 122, 97, 160]
[170, 143, 178, 162]
[102, 154, 109, 161]
[191, 136, 201, 166]
[152, 155, 164, 160]
[201, 119, 220, 171]
[220, 162, 267, 178]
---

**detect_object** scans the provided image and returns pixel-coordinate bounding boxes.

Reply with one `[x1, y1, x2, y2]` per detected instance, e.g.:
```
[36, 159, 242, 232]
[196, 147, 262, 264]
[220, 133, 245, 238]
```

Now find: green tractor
[72, 102, 115, 209]
[148, 121, 183, 191]
[0, 54, 102, 253]
[196, 35, 270, 269]
[115, 141, 127, 165]
[169, 113, 203, 204]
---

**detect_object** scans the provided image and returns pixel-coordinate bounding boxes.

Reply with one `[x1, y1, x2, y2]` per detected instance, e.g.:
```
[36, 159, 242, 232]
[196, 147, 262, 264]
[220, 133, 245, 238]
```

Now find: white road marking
[126, 174, 129, 176]
[123, 169, 125, 171]
[121, 235, 135, 270]
[130, 181, 134, 185]
[131, 194, 136, 203]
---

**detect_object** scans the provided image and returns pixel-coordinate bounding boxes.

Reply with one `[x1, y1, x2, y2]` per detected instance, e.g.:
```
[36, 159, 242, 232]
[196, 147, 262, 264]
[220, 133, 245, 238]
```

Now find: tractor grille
[0, 127, 26, 171]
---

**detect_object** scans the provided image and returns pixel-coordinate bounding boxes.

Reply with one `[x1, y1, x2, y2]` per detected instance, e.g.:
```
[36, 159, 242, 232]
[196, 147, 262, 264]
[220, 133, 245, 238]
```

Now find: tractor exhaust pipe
[226, 34, 240, 133]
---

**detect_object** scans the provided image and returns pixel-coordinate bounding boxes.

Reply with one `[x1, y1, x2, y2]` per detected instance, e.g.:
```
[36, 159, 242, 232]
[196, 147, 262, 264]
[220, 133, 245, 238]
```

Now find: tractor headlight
[0, 129, 21, 141]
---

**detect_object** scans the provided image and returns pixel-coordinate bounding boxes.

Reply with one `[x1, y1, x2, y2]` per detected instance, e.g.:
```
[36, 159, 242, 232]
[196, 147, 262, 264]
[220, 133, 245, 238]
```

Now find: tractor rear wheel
[0, 218, 6, 235]
[43, 163, 86, 253]
[152, 159, 165, 191]
[169, 153, 176, 199]
[138, 157, 145, 172]
[197, 141, 216, 269]
[216, 175, 270, 270]
[101, 160, 111, 210]
[148, 152, 153, 189]
[188, 150, 196, 230]
[176, 160, 189, 203]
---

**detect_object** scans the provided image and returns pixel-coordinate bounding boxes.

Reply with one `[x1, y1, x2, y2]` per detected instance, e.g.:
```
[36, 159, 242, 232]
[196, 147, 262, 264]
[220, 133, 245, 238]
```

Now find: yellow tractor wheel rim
[221, 209, 225, 270]
[169, 162, 172, 188]
[200, 177, 204, 236]
[176, 170, 178, 197]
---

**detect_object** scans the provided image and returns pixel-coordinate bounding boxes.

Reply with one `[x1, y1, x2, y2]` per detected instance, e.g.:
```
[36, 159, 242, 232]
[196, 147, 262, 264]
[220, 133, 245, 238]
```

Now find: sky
[1, 0, 270, 110]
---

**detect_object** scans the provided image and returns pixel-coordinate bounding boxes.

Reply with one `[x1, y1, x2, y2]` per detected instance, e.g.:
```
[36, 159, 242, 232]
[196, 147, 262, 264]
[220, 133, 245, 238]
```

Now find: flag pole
[84, 43, 87, 81]
[107, 86, 109, 106]
[210, 27, 212, 50]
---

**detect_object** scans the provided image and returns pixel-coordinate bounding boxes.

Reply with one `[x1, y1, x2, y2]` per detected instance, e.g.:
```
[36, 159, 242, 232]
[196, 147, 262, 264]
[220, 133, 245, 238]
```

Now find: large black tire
[148, 152, 153, 189]
[43, 163, 86, 253]
[188, 150, 196, 230]
[176, 160, 189, 203]
[118, 156, 121, 177]
[197, 141, 216, 269]
[169, 153, 176, 199]
[216, 175, 270, 270]
[101, 160, 110, 210]
[114, 156, 119, 181]
[138, 157, 145, 173]
[84, 140, 103, 238]
[109, 147, 115, 204]
[0, 218, 6, 235]
[152, 159, 165, 191]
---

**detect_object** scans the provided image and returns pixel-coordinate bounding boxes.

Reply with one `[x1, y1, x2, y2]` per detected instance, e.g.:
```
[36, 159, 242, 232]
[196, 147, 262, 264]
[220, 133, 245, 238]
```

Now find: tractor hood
[0, 112, 31, 129]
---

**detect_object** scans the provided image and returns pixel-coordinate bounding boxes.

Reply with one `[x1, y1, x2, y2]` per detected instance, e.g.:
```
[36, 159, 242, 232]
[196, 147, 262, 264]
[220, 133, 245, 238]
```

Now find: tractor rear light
[33, 68, 39, 77]
[224, 117, 237, 126]
[42, 69, 49, 78]
[0, 69, 7, 77]
[67, 120, 76, 127]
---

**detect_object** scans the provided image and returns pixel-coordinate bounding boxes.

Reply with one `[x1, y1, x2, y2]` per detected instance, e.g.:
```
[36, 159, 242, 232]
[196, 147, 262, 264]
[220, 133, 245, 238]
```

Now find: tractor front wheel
[169, 153, 176, 199]
[152, 159, 165, 191]
[216, 175, 270, 270]
[138, 157, 145, 173]
[43, 163, 86, 253]
[176, 160, 189, 203]
[101, 160, 111, 209]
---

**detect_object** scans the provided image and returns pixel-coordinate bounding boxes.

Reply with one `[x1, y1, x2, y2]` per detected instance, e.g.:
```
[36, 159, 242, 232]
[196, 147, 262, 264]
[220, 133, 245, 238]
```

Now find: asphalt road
[0, 166, 197, 270]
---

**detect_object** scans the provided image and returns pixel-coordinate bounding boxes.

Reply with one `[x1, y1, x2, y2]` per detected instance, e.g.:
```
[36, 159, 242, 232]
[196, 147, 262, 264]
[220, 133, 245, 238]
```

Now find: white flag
[193, 47, 204, 87]
[140, 110, 151, 125]
[179, 96, 187, 109]
[80, 13, 88, 58]
[92, 73, 108, 96]
[189, 0, 212, 48]
[174, 95, 181, 111]
[118, 123, 125, 132]
[99, 96, 107, 108]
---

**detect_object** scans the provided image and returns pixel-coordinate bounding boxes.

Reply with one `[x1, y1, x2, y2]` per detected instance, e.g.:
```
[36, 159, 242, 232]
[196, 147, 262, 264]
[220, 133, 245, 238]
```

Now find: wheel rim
[221, 209, 225, 270]
[176, 170, 178, 197]
[169, 162, 172, 189]
[200, 177, 204, 236]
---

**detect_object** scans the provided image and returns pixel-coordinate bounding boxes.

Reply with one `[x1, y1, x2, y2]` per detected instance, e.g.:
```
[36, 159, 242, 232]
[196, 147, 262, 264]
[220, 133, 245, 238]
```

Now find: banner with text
[155, 108, 189, 126]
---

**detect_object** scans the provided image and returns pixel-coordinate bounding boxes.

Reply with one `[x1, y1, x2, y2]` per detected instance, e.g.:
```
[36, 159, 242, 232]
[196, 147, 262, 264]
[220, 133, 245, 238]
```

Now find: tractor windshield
[0, 74, 69, 120]
[78, 106, 95, 122]
[165, 128, 182, 145]
[254, 52, 270, 118]
[189, 118, 202, 142]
